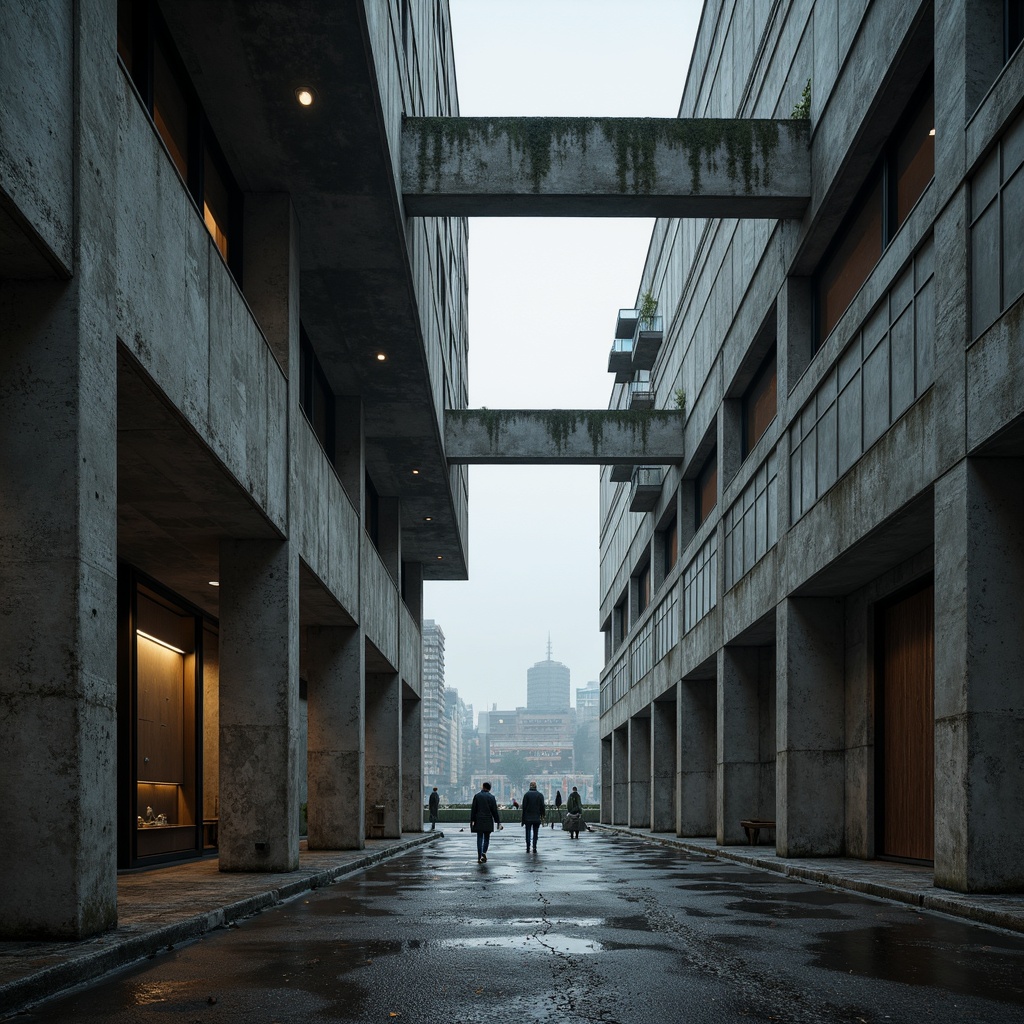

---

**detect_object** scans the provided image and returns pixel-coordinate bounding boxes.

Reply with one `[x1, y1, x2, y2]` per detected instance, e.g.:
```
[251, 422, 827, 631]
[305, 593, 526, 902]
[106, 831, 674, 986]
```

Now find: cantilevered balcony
[629, 465, 663, 512]
[628, 372, 655, 410]
[632, 315, 664, 370]
[609, 464, 633, 482]
[615, 307, 639, 338]
[608, 336, 634, 377]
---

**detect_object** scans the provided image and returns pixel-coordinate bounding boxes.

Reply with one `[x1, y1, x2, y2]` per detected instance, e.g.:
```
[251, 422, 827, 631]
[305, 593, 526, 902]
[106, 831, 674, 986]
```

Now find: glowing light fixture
[208, 580, 220, 587]
[137, 629, 186, 655]
[424, 516, 433, 522]
[412, 469, 420, 475]
[929, 127, 935, 136]
[437, 555, 443, 560]
[295, 87, 316, 107]
[376, 352, 387, 362]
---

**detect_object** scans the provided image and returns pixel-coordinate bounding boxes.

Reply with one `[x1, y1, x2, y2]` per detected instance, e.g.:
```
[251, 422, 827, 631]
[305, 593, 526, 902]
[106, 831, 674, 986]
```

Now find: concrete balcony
[629, 466, 663, 511]
[632, 315, 664, 371]
[610, 464, 633, 482]
[628, 379, 655, 410]
[608, 337, 633, 374]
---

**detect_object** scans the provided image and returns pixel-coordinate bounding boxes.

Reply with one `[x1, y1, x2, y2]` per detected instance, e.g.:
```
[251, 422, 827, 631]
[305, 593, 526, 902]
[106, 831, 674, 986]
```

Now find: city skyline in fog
[422, 2, 701, 721]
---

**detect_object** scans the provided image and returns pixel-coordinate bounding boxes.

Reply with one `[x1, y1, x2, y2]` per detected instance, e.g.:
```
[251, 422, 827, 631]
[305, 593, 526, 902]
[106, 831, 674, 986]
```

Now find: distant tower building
[527, 636, 571, 712]
[422, 620, 446, 791]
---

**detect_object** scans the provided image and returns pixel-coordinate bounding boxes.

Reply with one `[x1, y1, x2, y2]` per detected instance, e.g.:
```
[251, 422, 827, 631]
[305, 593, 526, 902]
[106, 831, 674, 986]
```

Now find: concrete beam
[403, 117, 810, 218]
[445, 409, 683, 465]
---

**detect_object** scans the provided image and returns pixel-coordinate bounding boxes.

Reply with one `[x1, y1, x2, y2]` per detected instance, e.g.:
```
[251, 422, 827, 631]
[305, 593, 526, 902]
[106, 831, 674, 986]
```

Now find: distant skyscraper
[422, 620, 446, 789]
[527, 637, 570, 712]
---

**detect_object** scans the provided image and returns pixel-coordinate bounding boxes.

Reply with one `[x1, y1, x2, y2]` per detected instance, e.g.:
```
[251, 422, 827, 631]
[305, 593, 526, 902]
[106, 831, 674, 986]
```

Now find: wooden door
[877, 580, 934, 861]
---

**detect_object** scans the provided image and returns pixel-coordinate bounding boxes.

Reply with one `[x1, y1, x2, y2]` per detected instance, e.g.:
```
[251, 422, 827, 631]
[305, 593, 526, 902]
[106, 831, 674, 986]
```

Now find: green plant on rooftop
[792, 79, 811, 120]
[639, 288, 658, 329]
[674, 387, 686, 411]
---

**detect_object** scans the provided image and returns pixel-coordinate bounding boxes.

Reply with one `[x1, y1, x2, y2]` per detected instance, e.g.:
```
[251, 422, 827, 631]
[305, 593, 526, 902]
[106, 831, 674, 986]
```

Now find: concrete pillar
[628, 715, 651, 828]
[777, 597, 845, 856]
[0, 0, 118, 940]
[401, 692, 422, 832]
[717, 646, 765, 844]
[651, 698, 677, 832]
[679, 678, 716, 836]
[305, 625, 365, 849]
[218, 539, 300, 871]
[600, 735, 612, 822]
[934, 459, 1024, 892]
[612, 727, 629, 824]
[366, 671, 402, 837]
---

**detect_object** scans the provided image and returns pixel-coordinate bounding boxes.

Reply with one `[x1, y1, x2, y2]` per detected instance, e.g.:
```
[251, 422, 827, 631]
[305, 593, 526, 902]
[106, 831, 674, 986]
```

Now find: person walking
[428, 787, 440, 831]
[520, 781, 546, 852]
[553, 789, 562, 829]
[470, 781, 502, 862]
[565, 786, 583, 839]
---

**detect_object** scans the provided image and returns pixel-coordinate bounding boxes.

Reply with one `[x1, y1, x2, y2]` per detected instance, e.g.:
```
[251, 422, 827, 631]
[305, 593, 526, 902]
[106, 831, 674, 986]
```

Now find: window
[742, 345, 777, 458]
[636, 562, 651, 617]
[970, 107, 1024, 335]
[815, 73, 933, 346]
[365, 473, 380, 547]
[299, 328, 336, 463]
[663, 516, 678, 577]
[695, 448, 718, 529]
[117, 0, 242, 277]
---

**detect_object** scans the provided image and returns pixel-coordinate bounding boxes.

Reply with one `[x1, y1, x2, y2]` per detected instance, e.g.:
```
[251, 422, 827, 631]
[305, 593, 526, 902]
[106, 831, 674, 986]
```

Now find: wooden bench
[740, 819, 776, 845]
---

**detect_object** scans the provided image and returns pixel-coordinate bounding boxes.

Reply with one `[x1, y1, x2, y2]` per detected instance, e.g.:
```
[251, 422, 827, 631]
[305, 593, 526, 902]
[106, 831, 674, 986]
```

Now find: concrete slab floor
[598, 825, 1024, 935]
[0, 833, 441, 1019]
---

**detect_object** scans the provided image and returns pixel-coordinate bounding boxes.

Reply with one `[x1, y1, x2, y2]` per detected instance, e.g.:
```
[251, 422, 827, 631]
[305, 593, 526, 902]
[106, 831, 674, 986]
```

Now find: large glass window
[815, 73, 934, 346]
[695, 448, 718, 529]
[742, 345, 778, 458]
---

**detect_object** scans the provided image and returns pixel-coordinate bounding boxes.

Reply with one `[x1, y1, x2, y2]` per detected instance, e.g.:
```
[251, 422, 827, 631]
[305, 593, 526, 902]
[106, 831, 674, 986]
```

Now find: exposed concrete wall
[651, 699, 677, 832]
[401, 695, 422, 832]
[600, 736, 612, 822]
[115, 81, 289, 535]
[934, 459, 1024, 892]
[366, 672, 402, 838]
[777, 598, 845, 856]
[305, 625, 365, 850]
[0, 0, 73, 276]
[361, 535, 400, 670]
[0, 0, 118, 940]
[612, 728, 628, 824]
[627, 716, 651, 828]
[679, 678, 716, 836]
[218, 539, 300, 872]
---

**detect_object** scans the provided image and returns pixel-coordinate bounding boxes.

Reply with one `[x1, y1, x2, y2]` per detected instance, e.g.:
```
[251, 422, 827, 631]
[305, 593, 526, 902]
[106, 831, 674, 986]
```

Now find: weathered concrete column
[305, 625, 365, 849]
[612, 727, 629, 824]
[366, 671, 402, 837]
[401, 693, 423, 832]
[679, 678, 716, 836]
[600, 735, 612, 822]
[219, 540, 300, 871]
[0, 0, 118, 940]
[717, 647, 772, 844]
[628, 715, 651, 828]
[934, 459, 1024, 892]
[651, 698, 677, 832]
[777, 597, 844, 856]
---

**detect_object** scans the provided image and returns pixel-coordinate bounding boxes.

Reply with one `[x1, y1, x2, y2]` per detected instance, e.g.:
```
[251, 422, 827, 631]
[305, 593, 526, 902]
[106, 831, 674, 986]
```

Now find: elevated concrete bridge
[445, 409, 682, 465]
[403, 116, 809, 218]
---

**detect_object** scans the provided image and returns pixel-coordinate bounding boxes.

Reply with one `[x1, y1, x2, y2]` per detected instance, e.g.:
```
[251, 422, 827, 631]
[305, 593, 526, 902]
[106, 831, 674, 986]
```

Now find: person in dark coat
[565, 786, 583, 839]
[470, 781, 502, 862]
[520, 781, 546, 852]
[428, 787, 440, 830]
[553, 789, 562, 828]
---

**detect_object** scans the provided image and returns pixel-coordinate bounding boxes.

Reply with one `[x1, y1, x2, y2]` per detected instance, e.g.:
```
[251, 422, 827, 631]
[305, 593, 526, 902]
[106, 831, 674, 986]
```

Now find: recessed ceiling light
[412, 469, 420, 475]
[437, 555, 443, 560]
[424, 516, 433, 522]
[929, 127, 935, 136]
[295, 87, 316, 107]
[209, 581, 220, 587]
[376, 352, 387, 362]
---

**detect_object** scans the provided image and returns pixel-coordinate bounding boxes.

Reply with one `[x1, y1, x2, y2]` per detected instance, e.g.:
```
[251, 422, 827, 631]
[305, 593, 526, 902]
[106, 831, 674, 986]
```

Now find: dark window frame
[299, 327, 336, 464]
[741, 343, 778, 459]
[695, 447, 718, 531]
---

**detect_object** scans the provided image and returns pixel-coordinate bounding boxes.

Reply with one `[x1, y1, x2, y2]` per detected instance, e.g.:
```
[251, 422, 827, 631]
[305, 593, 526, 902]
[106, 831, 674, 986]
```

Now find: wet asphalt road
[14, 829, 1024, 1023]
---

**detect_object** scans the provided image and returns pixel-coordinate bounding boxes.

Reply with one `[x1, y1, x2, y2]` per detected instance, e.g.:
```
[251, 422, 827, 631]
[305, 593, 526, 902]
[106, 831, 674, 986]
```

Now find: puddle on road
[435, 934, 605, 955]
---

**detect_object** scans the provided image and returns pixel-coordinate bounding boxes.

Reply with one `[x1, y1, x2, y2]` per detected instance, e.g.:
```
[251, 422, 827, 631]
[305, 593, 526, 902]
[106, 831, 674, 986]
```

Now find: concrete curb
[0, 833, 441, 1019]
[594, 825, 1024, 936]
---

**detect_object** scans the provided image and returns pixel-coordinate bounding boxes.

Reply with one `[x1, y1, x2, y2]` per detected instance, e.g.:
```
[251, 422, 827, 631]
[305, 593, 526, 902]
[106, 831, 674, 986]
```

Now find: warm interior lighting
[437, 555, 443, 560]
[929, 127, 936, 136]
[137, 629, 186, 655]
[376, 352, 387, 362]
[412, 469, 420, 475]
[208, 581, 219, 587]
[424, 516, 433, 521]
[295, 87, 316, 107]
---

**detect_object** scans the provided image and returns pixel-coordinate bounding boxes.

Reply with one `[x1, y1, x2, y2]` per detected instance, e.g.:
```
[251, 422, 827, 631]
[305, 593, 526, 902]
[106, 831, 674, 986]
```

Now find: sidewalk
[0, 832, 441, 1019]
[598, 824, 1024, 935]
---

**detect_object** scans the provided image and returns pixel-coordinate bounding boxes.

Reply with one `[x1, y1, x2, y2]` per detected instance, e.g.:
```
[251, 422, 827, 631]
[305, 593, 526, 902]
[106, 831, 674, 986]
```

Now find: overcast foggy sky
[423, 1, 700, 721]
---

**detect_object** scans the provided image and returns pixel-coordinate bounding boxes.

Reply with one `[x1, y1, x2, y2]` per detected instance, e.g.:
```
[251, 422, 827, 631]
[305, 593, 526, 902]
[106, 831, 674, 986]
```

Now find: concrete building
[574, 680, 601, 783]
[527, 639, 571, 712]
[0, 0, 468, 939]
[422, 620, 447, 791]
[598, 0, 1024, 893]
